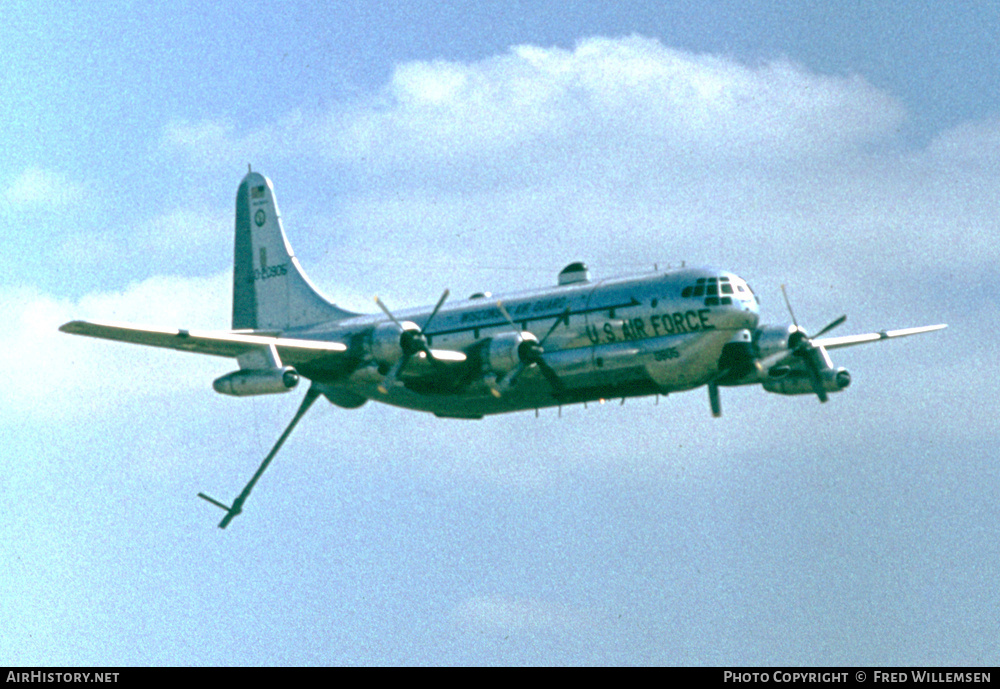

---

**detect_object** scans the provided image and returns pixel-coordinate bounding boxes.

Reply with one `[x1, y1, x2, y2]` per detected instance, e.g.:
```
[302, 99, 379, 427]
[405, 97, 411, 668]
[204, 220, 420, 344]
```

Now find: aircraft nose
[727, 273, 760, 327]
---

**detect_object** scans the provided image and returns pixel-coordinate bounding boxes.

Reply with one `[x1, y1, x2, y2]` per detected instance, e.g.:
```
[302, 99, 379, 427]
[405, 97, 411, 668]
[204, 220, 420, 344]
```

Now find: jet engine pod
[370, 320, 420, 367]
[213, 367, 299, 396]
[485, 330, 538, 374]
[762, 367, 851, 396]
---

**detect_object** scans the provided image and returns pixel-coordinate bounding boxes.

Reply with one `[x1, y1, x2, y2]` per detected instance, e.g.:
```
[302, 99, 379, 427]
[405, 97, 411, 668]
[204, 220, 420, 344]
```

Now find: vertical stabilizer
[233, 172, 357, 331]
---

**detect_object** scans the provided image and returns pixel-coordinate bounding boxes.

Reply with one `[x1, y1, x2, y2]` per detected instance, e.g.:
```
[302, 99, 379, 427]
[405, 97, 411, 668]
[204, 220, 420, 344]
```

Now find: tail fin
[233, 171, 357, 331]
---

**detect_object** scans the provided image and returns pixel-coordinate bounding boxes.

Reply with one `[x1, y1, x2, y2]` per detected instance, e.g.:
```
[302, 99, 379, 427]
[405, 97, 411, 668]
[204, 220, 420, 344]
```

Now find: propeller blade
[814, 314, 847, 338]
[376, 289, 451, 390]
[413, 289, 450, 371]
[803, 354, 829, 403]
[492, 303, 568, 397]
[200, 384, 322, 528]
[535, 308, 570, 396]
[374, 296, 406, 330]
[539, 308, 570, 346]
[535, 358, 566, 395]
[778, 285, 841, 403]
[377, 354, 411, 394]
[780, 284, 800, 328]
[424, 289, 450, 330]
[496, 362, 527, 394]
[495, 300, 519, 331]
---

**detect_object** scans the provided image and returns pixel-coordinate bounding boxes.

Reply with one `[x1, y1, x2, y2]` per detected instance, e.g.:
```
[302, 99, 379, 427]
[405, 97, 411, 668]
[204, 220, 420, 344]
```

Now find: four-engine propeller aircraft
[60, 171, 946, 528]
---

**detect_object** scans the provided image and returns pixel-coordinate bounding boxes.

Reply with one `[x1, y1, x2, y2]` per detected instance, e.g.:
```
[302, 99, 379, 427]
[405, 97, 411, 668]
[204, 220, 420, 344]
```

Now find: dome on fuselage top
[558, 262, 590, 285]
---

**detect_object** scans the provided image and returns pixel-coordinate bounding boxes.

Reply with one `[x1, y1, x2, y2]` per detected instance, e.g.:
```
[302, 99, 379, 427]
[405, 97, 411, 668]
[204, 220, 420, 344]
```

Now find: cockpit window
[681, 275, 752, 306]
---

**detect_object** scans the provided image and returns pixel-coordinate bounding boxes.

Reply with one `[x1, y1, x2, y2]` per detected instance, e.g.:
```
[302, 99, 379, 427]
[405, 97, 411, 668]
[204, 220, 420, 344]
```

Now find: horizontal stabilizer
[59, 320, 347, 366]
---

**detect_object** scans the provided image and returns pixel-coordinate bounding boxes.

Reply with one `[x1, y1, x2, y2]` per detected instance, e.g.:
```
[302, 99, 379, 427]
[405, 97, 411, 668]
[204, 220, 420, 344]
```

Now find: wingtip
[59, 320, 85, 334]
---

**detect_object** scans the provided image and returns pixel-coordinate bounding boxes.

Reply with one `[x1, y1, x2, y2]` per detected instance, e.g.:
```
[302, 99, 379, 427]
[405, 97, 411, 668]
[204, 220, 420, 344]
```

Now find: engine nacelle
[213, 367, 299, 397]
[762, 367, 851, 396]
[753, 323, 801, 360]
[370, 320, 420, 367]
[484, 331, 537, 375]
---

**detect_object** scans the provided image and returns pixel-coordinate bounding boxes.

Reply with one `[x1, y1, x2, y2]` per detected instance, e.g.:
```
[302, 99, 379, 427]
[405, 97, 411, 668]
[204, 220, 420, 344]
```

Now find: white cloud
[1, 272, 232, 420]
[160, 118, 263, 170]
[54, 205, 230, 278]
[331, 37, 904, 167]
[3, 168, 84, 209]
[133, 206, 232, 260]
[160, 111, 307, 170]
[73, 272, 231, 326]
[160, 36, 905, 174]
[925, 117, 1000, 165]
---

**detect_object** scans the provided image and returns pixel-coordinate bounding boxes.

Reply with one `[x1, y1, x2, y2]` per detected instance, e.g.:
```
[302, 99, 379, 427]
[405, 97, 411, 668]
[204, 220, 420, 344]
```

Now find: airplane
[60, 170, 947, 529]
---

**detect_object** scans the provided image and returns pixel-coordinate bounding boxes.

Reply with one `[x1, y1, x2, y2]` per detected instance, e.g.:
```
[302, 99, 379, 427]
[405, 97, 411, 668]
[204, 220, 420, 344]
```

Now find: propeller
[780, 285, 846, 403]
[374, 289, 450, 393]
[492, 302, 568, 397]
[199, 383, 323, 528]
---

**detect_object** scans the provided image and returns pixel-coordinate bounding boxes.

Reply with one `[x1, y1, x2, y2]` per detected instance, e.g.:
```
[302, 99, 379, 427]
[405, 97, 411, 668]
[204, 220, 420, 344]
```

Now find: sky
[2, 0, 998, 666]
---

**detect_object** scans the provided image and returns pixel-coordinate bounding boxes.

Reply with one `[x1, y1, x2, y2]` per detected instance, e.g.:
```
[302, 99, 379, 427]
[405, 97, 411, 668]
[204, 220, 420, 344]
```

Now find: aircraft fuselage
[293, 267, 760, 418]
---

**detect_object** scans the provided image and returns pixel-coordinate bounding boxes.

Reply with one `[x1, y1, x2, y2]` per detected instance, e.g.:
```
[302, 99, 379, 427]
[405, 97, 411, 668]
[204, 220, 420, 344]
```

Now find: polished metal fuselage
[293, 267, 760, 418]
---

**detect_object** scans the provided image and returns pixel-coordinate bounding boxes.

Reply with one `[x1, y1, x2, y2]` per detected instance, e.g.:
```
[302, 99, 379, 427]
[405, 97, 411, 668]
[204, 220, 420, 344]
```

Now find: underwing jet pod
[60, 171, 947, 528]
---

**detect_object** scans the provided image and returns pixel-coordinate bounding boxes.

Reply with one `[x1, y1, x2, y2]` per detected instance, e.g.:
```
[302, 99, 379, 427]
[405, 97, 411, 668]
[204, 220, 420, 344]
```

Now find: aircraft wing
[59, 320, 348, 366]
[813, 324, 947, 350]
[753, 323, 947, 375]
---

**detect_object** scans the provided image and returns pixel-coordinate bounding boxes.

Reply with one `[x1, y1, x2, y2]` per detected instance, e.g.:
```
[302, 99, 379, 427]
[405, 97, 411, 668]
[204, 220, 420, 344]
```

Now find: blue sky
[2, 0, 998, 666]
